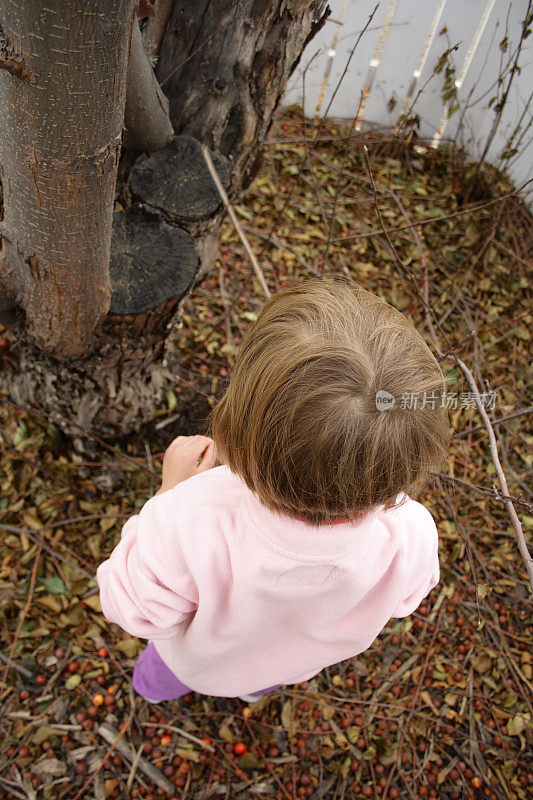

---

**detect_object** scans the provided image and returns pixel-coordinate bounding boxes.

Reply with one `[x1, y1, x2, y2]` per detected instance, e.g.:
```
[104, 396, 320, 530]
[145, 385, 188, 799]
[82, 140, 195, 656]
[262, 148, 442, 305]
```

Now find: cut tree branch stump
[130, 135, 230, 221]
[109, 211, 198, 316]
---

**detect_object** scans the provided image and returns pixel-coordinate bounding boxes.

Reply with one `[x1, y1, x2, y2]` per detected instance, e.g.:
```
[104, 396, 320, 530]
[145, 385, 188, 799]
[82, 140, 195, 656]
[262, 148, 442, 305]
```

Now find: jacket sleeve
[391, 503, 440, 618]
[96, 490, 198, 639]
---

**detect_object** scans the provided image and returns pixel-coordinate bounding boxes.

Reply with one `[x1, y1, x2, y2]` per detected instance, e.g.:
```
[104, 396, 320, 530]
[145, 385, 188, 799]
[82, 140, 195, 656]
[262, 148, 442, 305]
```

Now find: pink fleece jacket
[97, 465, 440, 697]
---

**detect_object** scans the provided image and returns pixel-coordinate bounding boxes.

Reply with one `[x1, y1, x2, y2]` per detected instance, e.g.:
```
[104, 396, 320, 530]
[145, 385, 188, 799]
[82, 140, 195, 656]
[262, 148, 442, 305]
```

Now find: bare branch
[362, 144, 532, 592]
[201, 145, 271, 299]
[450, 357, 533, 591]
[97, 722, 175, 795]
[142, 0, 174, 59]
[123, 17, 174, 152]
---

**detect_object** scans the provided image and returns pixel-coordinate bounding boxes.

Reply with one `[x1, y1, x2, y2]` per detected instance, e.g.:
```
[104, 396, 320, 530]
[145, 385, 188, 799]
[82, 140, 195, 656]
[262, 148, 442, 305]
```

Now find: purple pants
[132, 643, 282, 702]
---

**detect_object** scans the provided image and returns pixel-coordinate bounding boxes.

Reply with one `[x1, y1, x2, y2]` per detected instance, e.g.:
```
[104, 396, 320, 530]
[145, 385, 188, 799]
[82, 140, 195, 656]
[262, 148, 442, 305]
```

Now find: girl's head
[210, 277, 450, 526]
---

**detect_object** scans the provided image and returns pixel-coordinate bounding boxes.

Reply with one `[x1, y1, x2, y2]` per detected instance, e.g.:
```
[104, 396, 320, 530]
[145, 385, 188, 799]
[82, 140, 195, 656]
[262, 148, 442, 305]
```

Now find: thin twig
[96, 721, 174, 794]
[0, 651, 33, 680]
[159, 31, 217, 87]
[218, 264, 235, 349]
[144, 441, 153, 474]
[0, 776, 29, 800]
[322, 4, 379, 119]
[451, 406, 533, 439]
[363, 147, 533, 592]
[432, 472, 532, 512]
[0, 523, 103, 578]
[449, 358, 533, 591]
[243, 226, 320, 276]
[331, 180, 533, 241]
[381, 605, 445, 800]
[0, 532, 44, 696]
[201, 145, 271, 299]
[141, 721, 215, 753]
[478, 1, 533, 167]
[72, 710, 139, 800]
[126, 743, 145, 796]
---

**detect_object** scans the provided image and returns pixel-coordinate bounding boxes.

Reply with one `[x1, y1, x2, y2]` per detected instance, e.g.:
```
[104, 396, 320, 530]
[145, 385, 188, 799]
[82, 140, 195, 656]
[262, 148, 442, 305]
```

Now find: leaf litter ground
[0, 114, 531, 800]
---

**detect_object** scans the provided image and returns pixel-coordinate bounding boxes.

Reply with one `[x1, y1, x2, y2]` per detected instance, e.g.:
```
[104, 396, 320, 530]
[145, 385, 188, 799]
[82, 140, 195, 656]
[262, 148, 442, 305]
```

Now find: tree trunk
[0, 0, 135, 358]
[0, 0, 329, 439]
[146, 0, 328, 288]
[157, 0, 327, 195]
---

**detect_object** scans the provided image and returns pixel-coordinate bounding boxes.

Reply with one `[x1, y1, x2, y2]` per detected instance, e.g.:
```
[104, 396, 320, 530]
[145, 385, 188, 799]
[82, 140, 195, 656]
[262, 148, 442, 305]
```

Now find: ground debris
[1, 115, 531, 800]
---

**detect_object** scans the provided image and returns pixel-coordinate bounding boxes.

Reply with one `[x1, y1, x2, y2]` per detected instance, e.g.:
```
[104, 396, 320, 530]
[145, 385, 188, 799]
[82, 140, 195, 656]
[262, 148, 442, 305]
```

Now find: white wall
[284, 0, 532, 203]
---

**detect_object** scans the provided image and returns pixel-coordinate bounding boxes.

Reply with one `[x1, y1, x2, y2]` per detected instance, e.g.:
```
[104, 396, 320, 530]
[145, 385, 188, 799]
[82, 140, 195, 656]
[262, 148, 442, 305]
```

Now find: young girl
[97, 277, 450, 703]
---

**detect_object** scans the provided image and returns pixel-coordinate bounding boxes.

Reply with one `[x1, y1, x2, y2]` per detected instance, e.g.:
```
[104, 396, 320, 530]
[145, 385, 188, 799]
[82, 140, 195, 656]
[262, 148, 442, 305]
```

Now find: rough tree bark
[157, 0, 327, 193]
[0, 0, 329, 439]
[119, 0, 330, 308]
[0, 0, 136, 358]
[151, 0, 329, 283]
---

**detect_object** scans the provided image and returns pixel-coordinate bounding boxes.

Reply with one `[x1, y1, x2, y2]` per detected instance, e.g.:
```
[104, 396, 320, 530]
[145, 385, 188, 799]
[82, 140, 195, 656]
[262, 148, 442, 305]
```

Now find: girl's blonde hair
[210, 276, 450, 526]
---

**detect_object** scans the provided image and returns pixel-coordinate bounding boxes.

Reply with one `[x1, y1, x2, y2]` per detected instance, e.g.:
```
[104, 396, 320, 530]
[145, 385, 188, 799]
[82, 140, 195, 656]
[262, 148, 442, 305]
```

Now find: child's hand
[157, 435, 217, 494]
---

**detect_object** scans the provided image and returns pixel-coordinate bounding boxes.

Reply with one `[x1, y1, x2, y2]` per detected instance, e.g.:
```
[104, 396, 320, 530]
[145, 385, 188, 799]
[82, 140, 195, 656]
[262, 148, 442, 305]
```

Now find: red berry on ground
[233, 742, 247, 755]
